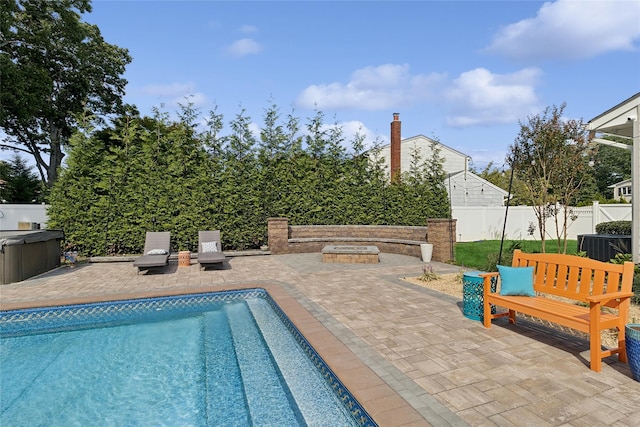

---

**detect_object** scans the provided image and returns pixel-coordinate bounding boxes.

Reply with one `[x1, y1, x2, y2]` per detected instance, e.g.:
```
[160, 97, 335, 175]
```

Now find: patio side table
[178, 251, 191, 267]
[462, 271, 496, 321]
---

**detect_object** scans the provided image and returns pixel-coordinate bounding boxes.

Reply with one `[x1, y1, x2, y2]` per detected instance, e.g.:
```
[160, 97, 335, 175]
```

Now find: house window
[621, 186, 632, 196]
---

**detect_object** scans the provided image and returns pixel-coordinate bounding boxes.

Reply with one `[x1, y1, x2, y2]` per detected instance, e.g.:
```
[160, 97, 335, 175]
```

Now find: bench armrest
[586, 291, 634, 304]
[480, 272, 499, 297]
[479, 272, 498, 279]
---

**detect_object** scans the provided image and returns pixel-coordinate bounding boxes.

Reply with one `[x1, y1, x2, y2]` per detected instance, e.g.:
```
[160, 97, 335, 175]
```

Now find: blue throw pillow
[497, 265, 535, 296]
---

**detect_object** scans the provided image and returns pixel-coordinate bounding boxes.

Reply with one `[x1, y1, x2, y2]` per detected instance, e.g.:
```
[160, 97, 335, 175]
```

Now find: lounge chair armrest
[586, 292, 634, 304]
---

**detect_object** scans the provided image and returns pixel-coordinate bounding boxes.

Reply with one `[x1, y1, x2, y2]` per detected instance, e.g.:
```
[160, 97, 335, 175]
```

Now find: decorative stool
[178, 251, 191, 267]
[462, 271, 496, 321]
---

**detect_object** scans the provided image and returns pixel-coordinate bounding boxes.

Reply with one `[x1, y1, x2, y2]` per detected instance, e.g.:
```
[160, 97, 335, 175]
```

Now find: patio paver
[1, 252, 639, 426]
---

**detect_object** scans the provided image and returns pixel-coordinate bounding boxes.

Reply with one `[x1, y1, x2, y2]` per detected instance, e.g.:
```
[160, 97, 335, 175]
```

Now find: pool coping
[0, 282, 431, 426]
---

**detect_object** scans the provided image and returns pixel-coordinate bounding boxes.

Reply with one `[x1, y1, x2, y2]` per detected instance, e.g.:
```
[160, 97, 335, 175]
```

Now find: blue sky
[85, 0, 640, 170]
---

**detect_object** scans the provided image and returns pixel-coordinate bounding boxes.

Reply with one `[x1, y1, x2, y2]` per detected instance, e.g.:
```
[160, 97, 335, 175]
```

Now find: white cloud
[240, 25, 258, 34]
[217, 118, 379, 154]
[140, 82, 194, 97]
[248, 121, 261, 138]
[291, 119, 383, 153]
[139, 83, 208, 109]
[338, 120, 385, 151]
[297, 63, 542, 128]
[180, 93, 208, 108]
[296, 64, 445, 110]
[444, 67, 542, 127]
[226, 38, 262, 57]
[484, 0, 640, 61]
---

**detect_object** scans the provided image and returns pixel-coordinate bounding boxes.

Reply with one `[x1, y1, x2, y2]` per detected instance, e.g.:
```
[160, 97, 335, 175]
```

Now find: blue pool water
[0, 289, 376, 426]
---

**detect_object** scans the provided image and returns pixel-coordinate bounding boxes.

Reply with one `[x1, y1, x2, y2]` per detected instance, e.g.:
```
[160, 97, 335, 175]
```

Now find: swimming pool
[0, 289, 376, 426]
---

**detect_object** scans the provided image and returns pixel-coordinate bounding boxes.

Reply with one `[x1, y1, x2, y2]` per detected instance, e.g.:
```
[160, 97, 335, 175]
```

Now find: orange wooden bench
[480, 249, 635, 372]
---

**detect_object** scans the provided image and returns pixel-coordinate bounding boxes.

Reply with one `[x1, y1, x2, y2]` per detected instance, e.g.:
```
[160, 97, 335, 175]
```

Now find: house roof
[377, 134, 472, 160]
[587, 92, 639, 138]
[607, 178, 632, 188]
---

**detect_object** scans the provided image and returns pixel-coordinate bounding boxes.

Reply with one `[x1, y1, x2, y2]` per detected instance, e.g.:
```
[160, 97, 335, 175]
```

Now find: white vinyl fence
[0, 202, 632, 244]
[452, 202, 632, 242]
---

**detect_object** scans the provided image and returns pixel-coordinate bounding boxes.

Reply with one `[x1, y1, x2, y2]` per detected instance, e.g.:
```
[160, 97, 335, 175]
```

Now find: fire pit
[321, 245, 379, 264]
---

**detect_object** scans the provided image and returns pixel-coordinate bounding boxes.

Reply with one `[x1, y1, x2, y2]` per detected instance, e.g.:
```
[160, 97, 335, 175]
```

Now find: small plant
[62, 241, 79, 267]
[633, 269, 640, 305]
[454, 265, 469, 283]
[605, 253, 640, 304]
[419, 263, 440, 282]
[610, 252, 632, 264]
[484, 240, 522, 271]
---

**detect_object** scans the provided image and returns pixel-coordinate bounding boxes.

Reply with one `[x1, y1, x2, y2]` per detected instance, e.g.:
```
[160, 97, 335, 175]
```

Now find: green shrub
[633, 270, 640, 305]
[595, 220, 632, 235]
[483, 241, 522, 271]
[610, 254, 640, 304]
[49, 105, 451, 256]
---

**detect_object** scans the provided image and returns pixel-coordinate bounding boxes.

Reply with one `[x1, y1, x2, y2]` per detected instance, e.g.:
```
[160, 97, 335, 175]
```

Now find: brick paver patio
[1, 252, 639, 426]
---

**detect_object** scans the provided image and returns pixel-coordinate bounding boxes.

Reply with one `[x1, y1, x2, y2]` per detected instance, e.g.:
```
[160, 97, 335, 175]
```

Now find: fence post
[592, 201, 600, 233]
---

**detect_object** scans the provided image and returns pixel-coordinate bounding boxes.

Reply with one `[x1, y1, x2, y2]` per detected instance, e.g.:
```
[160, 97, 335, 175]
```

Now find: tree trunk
[46, 124, 65, 187]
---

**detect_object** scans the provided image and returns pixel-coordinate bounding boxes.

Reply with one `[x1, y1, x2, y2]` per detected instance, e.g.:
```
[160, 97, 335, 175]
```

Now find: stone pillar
[267, 217, 289, 254]
[426, 219, 457, 263]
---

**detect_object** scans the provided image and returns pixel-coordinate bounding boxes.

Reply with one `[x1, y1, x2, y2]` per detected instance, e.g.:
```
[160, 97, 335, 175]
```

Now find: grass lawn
[454, 239, 578, 271]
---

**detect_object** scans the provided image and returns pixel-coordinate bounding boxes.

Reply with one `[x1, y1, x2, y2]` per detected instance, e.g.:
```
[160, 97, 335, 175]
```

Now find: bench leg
[618, 326, 628, 364]
[508, 309, 516, 324]
[483, 301, 492, 328]
[589, 322, 602, 372]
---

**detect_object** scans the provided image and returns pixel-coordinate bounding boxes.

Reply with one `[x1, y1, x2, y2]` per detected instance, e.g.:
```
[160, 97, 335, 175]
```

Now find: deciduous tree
[472, 162, 529, 206]
[508, 103, 592, 253]
[591, 138, 632, 199]
[0, 0, 131, 186]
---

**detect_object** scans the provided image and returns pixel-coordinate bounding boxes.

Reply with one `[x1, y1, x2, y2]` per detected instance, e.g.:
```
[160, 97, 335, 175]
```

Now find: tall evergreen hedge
[48, 103, 450, 255]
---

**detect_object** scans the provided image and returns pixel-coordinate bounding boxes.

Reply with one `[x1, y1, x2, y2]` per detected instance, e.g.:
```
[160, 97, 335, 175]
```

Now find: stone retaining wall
[267, 218, 456, 262]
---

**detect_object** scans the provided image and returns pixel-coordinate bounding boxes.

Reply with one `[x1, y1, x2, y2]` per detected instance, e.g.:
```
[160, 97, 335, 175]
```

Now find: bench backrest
[288, 225, 427, 241]
[511, 249, 634, 303]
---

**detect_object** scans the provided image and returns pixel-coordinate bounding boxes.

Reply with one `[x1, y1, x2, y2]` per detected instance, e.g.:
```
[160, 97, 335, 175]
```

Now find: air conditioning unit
[18, 222, 40, 230]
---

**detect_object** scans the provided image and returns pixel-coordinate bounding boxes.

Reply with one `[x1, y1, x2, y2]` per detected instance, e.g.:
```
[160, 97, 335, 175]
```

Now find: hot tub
[0, 230, 64, 284]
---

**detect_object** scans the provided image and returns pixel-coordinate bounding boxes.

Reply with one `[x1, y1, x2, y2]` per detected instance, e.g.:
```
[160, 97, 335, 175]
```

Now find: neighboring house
[374, 134, 471, 178]
[370, 113, 508, 207]
[446, 171, 509, 207]
[609, 179, 632, 202]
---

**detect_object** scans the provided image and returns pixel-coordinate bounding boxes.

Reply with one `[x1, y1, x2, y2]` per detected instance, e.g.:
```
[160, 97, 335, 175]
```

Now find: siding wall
[0, 204, 49, 230]
[373, 135, 468, 177]
[446, 173, 505, 207]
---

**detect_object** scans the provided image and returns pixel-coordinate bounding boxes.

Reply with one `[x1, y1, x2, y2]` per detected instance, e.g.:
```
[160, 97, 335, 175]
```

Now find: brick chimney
[390, 112, 401, 183]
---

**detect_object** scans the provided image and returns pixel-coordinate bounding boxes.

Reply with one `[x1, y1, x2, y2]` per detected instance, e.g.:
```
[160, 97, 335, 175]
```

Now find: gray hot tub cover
[0, 230, 64, 248]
